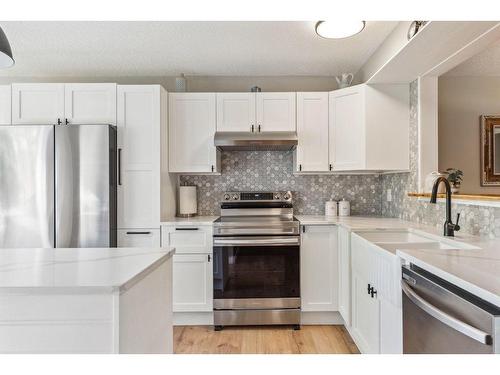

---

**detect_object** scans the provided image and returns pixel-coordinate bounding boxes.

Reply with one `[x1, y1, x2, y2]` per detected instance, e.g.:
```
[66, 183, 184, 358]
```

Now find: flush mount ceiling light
[0, 27, 14, 68]
[315, 21, 365, 39]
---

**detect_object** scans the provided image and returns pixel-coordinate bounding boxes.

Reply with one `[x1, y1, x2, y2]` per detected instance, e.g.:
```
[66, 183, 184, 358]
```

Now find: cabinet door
[64, 83, 117, 125]
[338, 226, 351, 326]
[11, 83, 64, 124]
[300, 225, 338, 312]
[169, 93, 217, 173]
[216, 93, 256, 132]
[329, 86, 365, 170]
[0, 85, 11, 125]
[117, 85, 161, 229]
[117, 229, 160, 247]
[172, 254, 213, 312]
[256, 92, 296, 132]
[296, 92, 329, 172]
[351, 271, 380, 354]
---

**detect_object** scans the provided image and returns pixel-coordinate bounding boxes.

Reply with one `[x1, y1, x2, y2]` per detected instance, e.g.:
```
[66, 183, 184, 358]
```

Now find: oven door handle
[401, 280, 492, 345]
[213, 237, 300, 247]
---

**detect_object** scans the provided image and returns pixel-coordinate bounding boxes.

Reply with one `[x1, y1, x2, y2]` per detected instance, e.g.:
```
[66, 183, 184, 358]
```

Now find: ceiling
[445, 37, 500, 76]
[0, 21, 398, 77]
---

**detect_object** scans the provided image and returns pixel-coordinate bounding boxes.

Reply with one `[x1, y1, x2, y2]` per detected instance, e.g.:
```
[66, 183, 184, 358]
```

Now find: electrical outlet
[386, 189, 392, 202]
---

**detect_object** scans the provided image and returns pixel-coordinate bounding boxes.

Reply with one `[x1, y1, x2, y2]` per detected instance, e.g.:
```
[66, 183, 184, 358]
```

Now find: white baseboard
[300, 311, 344, 325]
[173, 312, 214, 326]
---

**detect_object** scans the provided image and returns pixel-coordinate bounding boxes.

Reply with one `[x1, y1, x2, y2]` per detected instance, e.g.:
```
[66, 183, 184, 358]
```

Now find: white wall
[0, 75, 337, 92]
[438, 75, 500, 194]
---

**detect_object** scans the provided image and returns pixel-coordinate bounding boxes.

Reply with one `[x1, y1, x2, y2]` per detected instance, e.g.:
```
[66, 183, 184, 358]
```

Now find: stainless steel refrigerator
[0, 124, 117, 248]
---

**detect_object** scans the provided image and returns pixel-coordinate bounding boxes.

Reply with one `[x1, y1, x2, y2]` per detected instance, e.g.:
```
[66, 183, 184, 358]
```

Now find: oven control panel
[222, 191, 292, 202]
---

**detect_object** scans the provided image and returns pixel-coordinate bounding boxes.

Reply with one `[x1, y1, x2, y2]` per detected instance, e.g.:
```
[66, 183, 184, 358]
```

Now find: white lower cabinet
[349, 232, 402, 354]
[161, 224, 213, 313]
[172, 253, 213, 312]
[117, 229, 160, 247]
[300, 225, 338, 312]
[338, 226, 351, 326]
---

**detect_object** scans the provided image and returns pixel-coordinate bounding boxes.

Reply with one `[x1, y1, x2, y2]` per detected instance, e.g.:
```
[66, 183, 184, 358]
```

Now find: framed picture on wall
[480, 115, 500, 186]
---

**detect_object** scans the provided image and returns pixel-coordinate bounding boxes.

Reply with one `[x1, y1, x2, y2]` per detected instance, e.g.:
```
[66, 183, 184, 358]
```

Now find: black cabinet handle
[251, 124, 254, 132]
[57, 118, 62, 125]
[302, 226, 306, 233]
[126, 231, 151, 235]
[211, 165, 214, 172]
[208, 254, 211, 262]
[329, 164, 332, 171]
[299, 164, 302, 172]
[118, 148, 122, 185]
[371, 289, 377, 298]
[175, 227, 199, 231]
[367, 284, 372, 295]
[258, 124, 261, 132]
[65, 118, 69, 125]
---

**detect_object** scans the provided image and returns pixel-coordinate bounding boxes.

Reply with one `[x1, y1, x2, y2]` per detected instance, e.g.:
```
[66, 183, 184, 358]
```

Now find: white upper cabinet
[329, 84, 409, 172]
[12, 83, 117, 125]
[117, 85, 162, 229]
[300, 225, 339, 312]
[216, 93, 256, 132]
[12, 83, 65, 124]
[256, 92, 296, 132]
[0, 85, 11, 125]
[295, 92, 329, 172]
[169, 93, 219, 174]
[64, 83, 116, 125]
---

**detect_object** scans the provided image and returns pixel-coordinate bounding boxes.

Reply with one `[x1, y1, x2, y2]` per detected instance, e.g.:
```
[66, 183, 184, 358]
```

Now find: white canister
[338, 199, 350, 217]
[178, 185, 197, 217]
[325, 200, 338, 216]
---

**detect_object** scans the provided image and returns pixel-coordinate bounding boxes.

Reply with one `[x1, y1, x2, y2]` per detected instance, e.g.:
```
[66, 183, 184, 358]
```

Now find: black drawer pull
[126, 231, 151, 235]
[175, 227, 199, 231]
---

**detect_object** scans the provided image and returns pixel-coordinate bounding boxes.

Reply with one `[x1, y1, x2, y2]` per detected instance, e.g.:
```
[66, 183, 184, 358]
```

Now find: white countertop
[0, 247, 175, 292]
[161, 216, 218, 225]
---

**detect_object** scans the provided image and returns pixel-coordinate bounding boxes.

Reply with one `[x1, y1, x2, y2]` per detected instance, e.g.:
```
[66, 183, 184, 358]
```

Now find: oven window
[213, 245, 300, 299]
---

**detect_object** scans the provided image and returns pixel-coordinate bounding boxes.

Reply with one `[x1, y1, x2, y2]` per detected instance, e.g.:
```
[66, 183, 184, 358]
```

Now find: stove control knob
[283, 192, 291, 200]
[223, 193, 231, 201]
[231, 194, 239, 200]
[273, 192, 282, 200]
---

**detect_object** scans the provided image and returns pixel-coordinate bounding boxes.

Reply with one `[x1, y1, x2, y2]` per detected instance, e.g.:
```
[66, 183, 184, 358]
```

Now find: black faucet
[430, 176, 461, 237]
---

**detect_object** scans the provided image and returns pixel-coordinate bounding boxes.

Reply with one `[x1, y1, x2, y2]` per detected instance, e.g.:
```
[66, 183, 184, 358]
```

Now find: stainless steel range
[212, 191, 300, 330]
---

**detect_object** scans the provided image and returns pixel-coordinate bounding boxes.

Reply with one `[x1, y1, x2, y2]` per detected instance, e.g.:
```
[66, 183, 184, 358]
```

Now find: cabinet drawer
[117, 229, 160, 248]
[161, 225, 213, 254]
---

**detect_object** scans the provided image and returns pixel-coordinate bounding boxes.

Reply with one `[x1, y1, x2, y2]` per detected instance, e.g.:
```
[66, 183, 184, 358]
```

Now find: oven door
[213, 236, 300, 309]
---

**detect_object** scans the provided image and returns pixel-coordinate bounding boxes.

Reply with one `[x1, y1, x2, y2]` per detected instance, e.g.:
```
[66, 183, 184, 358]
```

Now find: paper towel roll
[179, 186, 197, 217]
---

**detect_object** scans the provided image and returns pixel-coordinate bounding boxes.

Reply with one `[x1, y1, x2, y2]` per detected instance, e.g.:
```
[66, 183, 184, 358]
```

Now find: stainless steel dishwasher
[402, 265, 500, 354]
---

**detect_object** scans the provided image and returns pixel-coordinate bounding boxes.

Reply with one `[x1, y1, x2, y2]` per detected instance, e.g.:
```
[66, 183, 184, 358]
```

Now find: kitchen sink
[356, 230, 436, 244]
[374, 241, 456, 254]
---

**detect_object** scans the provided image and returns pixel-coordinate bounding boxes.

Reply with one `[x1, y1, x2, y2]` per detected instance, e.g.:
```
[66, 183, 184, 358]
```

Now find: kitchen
[1, 3, 500, 372]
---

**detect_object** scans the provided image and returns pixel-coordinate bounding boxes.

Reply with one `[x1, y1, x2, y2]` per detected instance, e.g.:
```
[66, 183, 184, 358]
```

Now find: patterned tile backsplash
[180, 80, 500, 238]
[180, 151, 382, 216]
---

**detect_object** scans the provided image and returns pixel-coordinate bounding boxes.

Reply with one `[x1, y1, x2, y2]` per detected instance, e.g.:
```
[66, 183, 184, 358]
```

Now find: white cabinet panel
[117, 85, 161, 229]
[65, 83, 116, 125]
[12, 83, 65, 124]
[172, 254, 213, 312]
[161, 225, 212, 254]
[300, 225, 338, 312]
[216, 93, 256, 132]
[351, 270, 380, 354]
[0, 85, 11, 124]
[256, 92, 296, 132]
[338, 226, 351, 326]
[329, 86, 365, 170]
[117, 229, 160, 247]
[169, 93, 219, 173]
[296, 92, 329, 172]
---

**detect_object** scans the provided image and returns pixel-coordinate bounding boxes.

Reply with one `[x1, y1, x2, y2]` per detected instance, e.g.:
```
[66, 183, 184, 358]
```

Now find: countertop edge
[397, 250, 500, 308]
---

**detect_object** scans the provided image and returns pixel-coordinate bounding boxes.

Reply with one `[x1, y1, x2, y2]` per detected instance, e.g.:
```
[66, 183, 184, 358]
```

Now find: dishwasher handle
[401, 280, 492, 345]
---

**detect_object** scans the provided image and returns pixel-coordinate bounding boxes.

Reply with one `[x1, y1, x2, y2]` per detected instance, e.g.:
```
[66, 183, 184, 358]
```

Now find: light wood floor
[174, 325, 360, 354]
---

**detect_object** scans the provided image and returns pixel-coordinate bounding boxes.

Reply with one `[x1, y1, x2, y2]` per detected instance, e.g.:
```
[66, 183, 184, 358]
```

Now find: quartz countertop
[161, 216, 219, 225]
[0, 247, 175, 292]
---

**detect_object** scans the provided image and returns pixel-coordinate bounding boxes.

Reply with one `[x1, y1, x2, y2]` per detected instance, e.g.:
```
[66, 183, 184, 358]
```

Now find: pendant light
[0, 27, 14, 68]
[315, 21, 365, 39]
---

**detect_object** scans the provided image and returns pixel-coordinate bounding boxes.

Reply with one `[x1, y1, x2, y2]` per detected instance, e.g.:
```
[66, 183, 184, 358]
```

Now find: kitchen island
[0, 247, 175, 354]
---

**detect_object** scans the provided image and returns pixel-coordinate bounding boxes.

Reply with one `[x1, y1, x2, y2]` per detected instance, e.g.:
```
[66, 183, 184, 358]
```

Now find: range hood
[214, 131, 298, 151]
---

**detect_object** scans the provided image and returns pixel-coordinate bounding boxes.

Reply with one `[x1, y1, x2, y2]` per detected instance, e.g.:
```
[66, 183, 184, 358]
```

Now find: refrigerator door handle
[118, 148, 122, 186]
